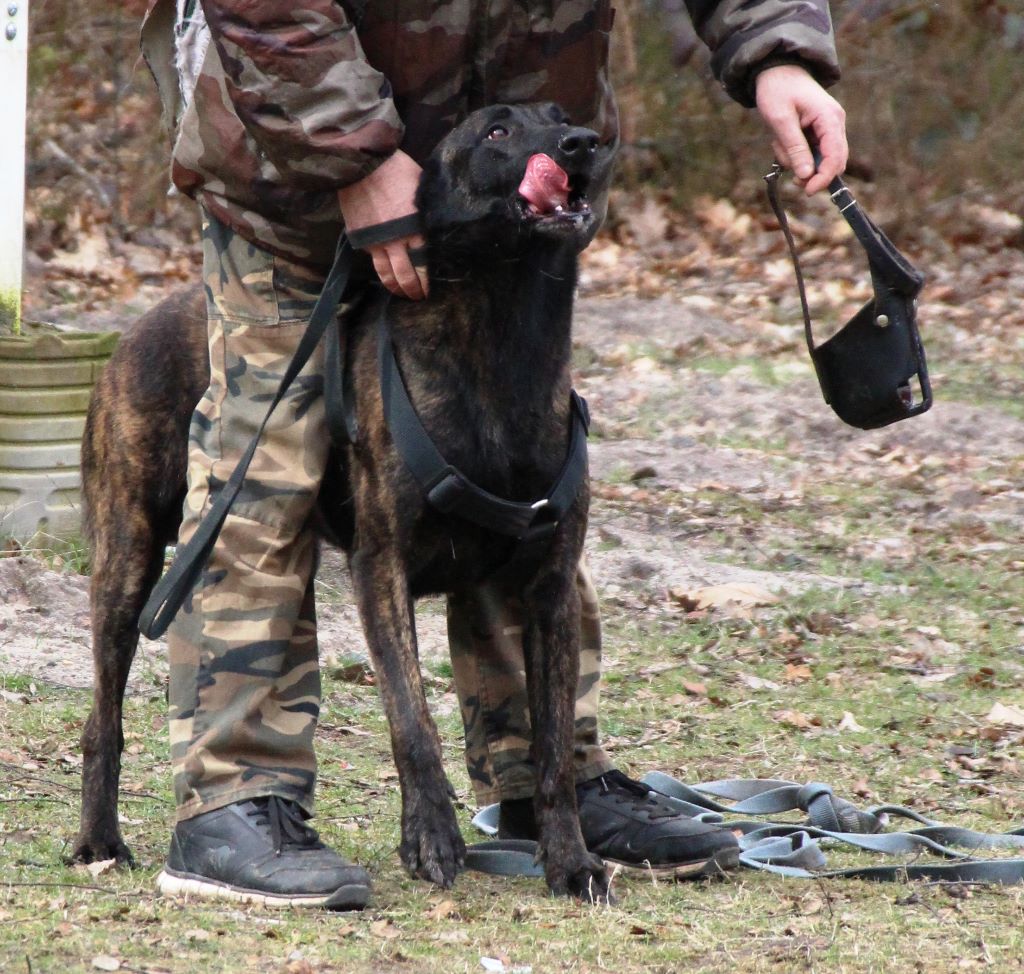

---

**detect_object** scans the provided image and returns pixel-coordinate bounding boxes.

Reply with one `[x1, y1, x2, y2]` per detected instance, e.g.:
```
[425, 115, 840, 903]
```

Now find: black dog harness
[140, 222, 589, 638]
[376, 299, 590, 564]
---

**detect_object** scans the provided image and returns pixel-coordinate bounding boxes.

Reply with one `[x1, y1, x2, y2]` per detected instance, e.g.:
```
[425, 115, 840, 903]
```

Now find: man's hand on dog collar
[369, 232, 430, 301]
[755, 63, 848, 197]
[339, 150, 430, 301]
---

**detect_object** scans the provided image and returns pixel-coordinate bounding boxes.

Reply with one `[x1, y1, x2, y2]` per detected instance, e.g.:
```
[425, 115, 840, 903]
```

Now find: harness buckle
[426, 468, 467, 513]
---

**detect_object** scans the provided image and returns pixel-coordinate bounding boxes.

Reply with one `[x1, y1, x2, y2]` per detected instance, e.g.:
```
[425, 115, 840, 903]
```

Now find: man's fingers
[405, 234, 429, 298]
[371, 237, 429, 301]
[778, 123, 816, 182]
[803, 123, 848, 195]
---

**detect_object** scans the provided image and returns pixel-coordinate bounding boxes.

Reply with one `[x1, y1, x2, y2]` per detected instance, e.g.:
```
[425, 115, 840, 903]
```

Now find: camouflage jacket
[142, 0, 840, 267]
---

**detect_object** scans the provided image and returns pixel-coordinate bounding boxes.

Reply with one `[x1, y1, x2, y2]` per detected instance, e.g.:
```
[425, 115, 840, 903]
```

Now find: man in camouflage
[143, 0, 848, 908]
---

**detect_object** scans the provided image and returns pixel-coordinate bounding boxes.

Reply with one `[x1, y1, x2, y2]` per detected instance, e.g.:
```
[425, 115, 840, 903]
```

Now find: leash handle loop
[346, 213, 424, 251]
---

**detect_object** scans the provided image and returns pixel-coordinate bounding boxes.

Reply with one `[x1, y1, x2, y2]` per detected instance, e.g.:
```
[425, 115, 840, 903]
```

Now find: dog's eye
[486, 125, 510, 140]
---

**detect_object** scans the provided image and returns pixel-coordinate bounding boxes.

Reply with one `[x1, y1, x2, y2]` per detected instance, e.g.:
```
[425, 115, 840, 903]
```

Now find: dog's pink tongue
[518, 154, 570, 214]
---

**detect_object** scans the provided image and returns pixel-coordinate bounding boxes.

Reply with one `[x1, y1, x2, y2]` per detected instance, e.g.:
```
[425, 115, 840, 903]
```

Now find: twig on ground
[0, 882, 145, 895]
[0, 798, 71, 806]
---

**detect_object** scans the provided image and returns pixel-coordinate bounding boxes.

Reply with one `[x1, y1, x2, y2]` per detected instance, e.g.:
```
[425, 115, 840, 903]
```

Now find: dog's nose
[557, 128, 599, 163]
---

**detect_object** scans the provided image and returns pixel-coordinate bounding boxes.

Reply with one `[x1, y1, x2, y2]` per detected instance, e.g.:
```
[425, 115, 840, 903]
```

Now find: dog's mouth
[516, 154, 592, 227]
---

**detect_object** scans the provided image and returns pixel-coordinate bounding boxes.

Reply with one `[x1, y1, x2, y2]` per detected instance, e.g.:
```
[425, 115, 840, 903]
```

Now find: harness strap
[138, 235, 356, 640]
[377, 301, 590, 542]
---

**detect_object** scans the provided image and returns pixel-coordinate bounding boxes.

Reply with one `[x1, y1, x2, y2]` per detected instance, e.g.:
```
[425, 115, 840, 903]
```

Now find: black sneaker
[156, 796, 371, 909]
[499, 770, 739, 878]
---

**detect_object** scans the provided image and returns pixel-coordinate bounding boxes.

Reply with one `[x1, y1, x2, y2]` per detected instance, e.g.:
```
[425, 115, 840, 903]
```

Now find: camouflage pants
[168, 213, 613, 820]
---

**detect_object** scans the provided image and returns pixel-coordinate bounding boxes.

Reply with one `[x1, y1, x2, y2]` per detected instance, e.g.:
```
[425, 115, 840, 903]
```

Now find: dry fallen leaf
[671, 582, 780, 615]
[425, 898, 459, 920]
[91, 957, 120, 972]
[799, 895, 825, 916]
[837, 712, 867, 733]
[852, 778, 872, 799]
[85, 858, 118, 878]
[739, 673, 781, 691]
[784, 663, 812, 683]
[986, 702, 1024, 727]
[370, 919, 401, 939]
[437, 930, 470, 943]
[775, 709, 818, 730]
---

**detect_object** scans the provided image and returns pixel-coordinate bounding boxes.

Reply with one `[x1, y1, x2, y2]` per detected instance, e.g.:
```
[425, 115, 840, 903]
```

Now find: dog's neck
[413, 240, 577, 385]
[386, 240, 580, 466]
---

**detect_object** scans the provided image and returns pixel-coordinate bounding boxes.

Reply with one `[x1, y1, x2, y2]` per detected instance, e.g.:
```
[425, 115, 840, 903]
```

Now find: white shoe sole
[605, 844, 740, 880]
[156, 869, 370, 910]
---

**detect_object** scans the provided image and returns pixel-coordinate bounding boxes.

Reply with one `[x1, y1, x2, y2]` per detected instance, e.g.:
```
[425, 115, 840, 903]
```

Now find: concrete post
[0, 0, 28, 334]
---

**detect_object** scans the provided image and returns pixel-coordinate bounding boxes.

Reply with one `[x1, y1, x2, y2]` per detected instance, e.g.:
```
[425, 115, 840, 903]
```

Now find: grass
[2, 587, 1023, 974]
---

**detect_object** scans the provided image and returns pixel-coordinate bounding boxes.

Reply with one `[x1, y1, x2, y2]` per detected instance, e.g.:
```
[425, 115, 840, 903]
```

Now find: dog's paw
[399, 797, 466, 888]
[546, 851, 613, 905]
[66, 834, 136, 868]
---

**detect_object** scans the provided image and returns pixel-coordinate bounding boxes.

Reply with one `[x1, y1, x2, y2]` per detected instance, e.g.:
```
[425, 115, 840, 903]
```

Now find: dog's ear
[544, 103, 569, 124]
[419, 149, 488, 238]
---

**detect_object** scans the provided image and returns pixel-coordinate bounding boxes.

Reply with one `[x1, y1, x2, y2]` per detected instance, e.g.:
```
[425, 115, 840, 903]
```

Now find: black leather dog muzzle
[765, 163, 932, 430]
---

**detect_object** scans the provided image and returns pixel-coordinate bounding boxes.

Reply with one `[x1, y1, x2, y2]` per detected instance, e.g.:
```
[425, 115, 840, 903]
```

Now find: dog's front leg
[522, 532, 610, 903]
[348, 545, 466, 888]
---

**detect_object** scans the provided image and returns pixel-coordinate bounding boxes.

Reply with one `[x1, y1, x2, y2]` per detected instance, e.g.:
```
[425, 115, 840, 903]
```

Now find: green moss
[0, 288, 21, 336]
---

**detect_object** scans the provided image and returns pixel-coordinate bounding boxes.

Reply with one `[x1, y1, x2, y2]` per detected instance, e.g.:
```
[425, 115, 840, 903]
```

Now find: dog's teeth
[554, 204, 564, 214]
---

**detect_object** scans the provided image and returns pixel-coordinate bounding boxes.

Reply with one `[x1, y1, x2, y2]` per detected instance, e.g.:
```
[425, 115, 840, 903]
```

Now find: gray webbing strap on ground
[464, 839, 545, 878]
[467, 775, 1024, 884]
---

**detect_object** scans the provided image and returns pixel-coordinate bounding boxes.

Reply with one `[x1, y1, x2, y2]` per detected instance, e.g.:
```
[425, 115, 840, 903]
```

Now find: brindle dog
[72, 103, 615, 901]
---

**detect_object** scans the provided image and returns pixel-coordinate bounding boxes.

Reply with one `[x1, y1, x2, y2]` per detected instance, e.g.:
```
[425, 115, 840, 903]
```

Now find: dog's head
[417, 103, 615, 258]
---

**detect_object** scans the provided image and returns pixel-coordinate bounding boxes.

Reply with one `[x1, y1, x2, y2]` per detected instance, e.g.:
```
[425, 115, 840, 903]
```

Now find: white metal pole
[0, 0, 28, 334]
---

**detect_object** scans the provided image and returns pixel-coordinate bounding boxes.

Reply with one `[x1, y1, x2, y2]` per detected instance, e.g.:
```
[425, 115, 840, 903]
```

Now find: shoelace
[248, 796, 323, 855]
[584, 771, 679, 821]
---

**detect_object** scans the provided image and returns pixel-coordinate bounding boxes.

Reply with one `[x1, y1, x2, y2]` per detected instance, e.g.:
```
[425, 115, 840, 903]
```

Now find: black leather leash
[138, 232, 362, 640]
[346, 213, 429, 268]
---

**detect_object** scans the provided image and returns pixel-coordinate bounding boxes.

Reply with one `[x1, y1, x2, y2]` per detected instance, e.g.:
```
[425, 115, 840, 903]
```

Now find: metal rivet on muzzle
[875, 314, 890, 328]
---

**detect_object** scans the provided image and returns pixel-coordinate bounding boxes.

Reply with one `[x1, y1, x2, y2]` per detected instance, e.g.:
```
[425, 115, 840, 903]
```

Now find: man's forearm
[198, 0, 404, 189]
